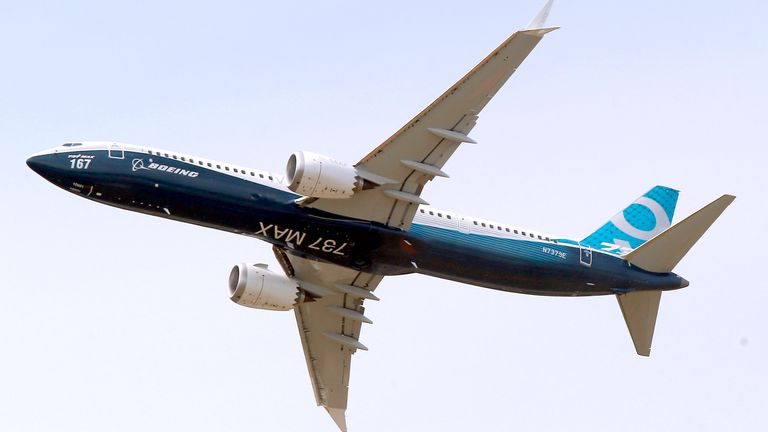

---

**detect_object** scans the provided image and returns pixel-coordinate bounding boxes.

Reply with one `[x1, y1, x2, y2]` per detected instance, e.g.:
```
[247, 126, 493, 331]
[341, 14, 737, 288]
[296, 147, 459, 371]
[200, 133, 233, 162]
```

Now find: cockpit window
[62, 143, 82, 147]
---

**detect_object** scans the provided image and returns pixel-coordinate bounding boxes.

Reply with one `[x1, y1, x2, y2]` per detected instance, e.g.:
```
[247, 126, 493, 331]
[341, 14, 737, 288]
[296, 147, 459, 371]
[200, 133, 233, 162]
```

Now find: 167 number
[70, 159, 91, 169]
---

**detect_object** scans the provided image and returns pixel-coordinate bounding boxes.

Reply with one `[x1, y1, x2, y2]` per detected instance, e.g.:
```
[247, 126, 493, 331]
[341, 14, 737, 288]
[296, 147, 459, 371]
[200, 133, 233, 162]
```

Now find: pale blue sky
[2, 1, 766, 431]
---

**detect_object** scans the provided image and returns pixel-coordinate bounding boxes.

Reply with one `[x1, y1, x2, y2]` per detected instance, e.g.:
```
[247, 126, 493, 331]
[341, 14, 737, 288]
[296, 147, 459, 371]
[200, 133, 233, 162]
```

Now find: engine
[228, 263, 299, 311]
[285, 151, 362, 199]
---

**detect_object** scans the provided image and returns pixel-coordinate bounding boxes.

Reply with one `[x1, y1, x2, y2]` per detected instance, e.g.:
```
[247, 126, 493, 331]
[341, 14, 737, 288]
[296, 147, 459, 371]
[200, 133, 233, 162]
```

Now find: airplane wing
[273, 247, 382, 432]
[306, 1, 557, 229]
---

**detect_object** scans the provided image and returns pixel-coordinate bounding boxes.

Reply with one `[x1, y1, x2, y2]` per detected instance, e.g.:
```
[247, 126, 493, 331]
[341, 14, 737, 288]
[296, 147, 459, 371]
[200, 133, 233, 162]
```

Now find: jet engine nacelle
[228, 263, 299, 311]
[285, 151, 362, 199]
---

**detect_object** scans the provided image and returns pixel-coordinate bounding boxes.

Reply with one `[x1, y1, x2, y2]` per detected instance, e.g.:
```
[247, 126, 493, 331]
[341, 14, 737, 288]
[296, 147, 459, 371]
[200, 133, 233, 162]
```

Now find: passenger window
[259, 174, 264, 178]
[207, 163, 212, 167]
[481, 223, 486, 227]
[217, 165, 221, 169]
[268, 176, 273, 180]
[164, 153, 169, 157]
[438, 213, 442, 217]
[250, 172, 255, 176]
[505, 228, 510, 232]
[473, 221, 478, 225]
[429, 211, 434, 216]
[225, 167, 230, 171]
[181, 157, 186, 161]
[172, 155, 178, 159]
[446, 215, 451, 219]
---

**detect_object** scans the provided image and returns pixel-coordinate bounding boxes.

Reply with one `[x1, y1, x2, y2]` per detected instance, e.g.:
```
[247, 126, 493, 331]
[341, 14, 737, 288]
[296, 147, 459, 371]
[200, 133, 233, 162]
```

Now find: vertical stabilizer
[617, 290, 662, 356]
[581, 186, 679, 256]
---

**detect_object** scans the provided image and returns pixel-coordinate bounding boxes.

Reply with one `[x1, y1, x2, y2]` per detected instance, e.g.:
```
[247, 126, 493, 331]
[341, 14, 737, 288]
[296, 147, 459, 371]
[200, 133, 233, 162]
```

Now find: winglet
[527, 0, 554, 29]
[326, 407, 347, 432]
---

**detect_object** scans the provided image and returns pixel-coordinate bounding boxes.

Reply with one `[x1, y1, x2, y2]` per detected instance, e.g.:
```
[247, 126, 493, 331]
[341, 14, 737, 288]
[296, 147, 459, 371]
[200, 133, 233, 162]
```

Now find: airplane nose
[679, 277, 689, 288]
[26, 155, 45, 175]
[26, 152, 61, 180]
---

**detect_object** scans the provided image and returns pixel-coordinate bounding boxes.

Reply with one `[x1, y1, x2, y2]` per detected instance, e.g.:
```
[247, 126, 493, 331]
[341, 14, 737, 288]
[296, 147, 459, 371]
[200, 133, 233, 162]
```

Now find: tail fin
[617, 194, 735, 357]
[581, 186, 679, 256]
[623, 194, 735, 273]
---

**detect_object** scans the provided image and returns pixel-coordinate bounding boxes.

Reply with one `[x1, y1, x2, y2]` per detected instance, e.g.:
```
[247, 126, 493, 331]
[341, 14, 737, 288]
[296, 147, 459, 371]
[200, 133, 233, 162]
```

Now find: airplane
[26, 1, 734, 430]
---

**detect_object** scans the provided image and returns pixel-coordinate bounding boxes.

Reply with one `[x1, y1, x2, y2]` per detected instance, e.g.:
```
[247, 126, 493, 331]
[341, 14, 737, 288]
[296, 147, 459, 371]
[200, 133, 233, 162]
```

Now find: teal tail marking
[581, 186, 679, 255]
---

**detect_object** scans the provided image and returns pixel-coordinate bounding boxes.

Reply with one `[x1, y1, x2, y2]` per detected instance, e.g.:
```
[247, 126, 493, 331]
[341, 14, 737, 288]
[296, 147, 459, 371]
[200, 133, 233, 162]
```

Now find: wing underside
[269, 3, 558, 430]
[307, 12, 557, 229]
[273, 247, 382, 431]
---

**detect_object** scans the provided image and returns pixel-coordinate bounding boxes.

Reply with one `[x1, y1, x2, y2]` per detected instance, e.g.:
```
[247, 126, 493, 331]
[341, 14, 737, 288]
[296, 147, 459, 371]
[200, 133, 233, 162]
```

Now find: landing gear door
[579, 243, 592, 267]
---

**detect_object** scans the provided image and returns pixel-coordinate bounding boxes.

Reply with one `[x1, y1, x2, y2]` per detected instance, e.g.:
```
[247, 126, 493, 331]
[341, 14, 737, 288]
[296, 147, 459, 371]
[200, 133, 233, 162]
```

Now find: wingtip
[326, 407, 347, 432]
[526, 0, 554, 30]
[711, 194, 736, 209]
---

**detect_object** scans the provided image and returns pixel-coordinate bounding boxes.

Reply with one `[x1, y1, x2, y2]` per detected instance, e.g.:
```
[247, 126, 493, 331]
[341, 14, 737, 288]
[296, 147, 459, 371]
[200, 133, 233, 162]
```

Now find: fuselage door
[108, 143, 125, 159]
[459, 217, 471, 234]
[579, 243, 593, 267]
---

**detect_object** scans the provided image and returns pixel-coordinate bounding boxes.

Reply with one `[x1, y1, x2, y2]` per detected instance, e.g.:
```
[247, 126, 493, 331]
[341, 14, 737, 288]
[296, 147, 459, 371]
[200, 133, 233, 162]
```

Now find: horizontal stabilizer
[617, 290, 662, 356]
[624, 195, 735, 273]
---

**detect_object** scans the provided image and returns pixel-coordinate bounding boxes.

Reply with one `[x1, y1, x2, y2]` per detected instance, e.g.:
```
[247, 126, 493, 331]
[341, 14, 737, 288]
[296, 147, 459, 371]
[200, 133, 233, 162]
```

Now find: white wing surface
[273, 247, 382, 431]
[307, 4, 557, 229]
